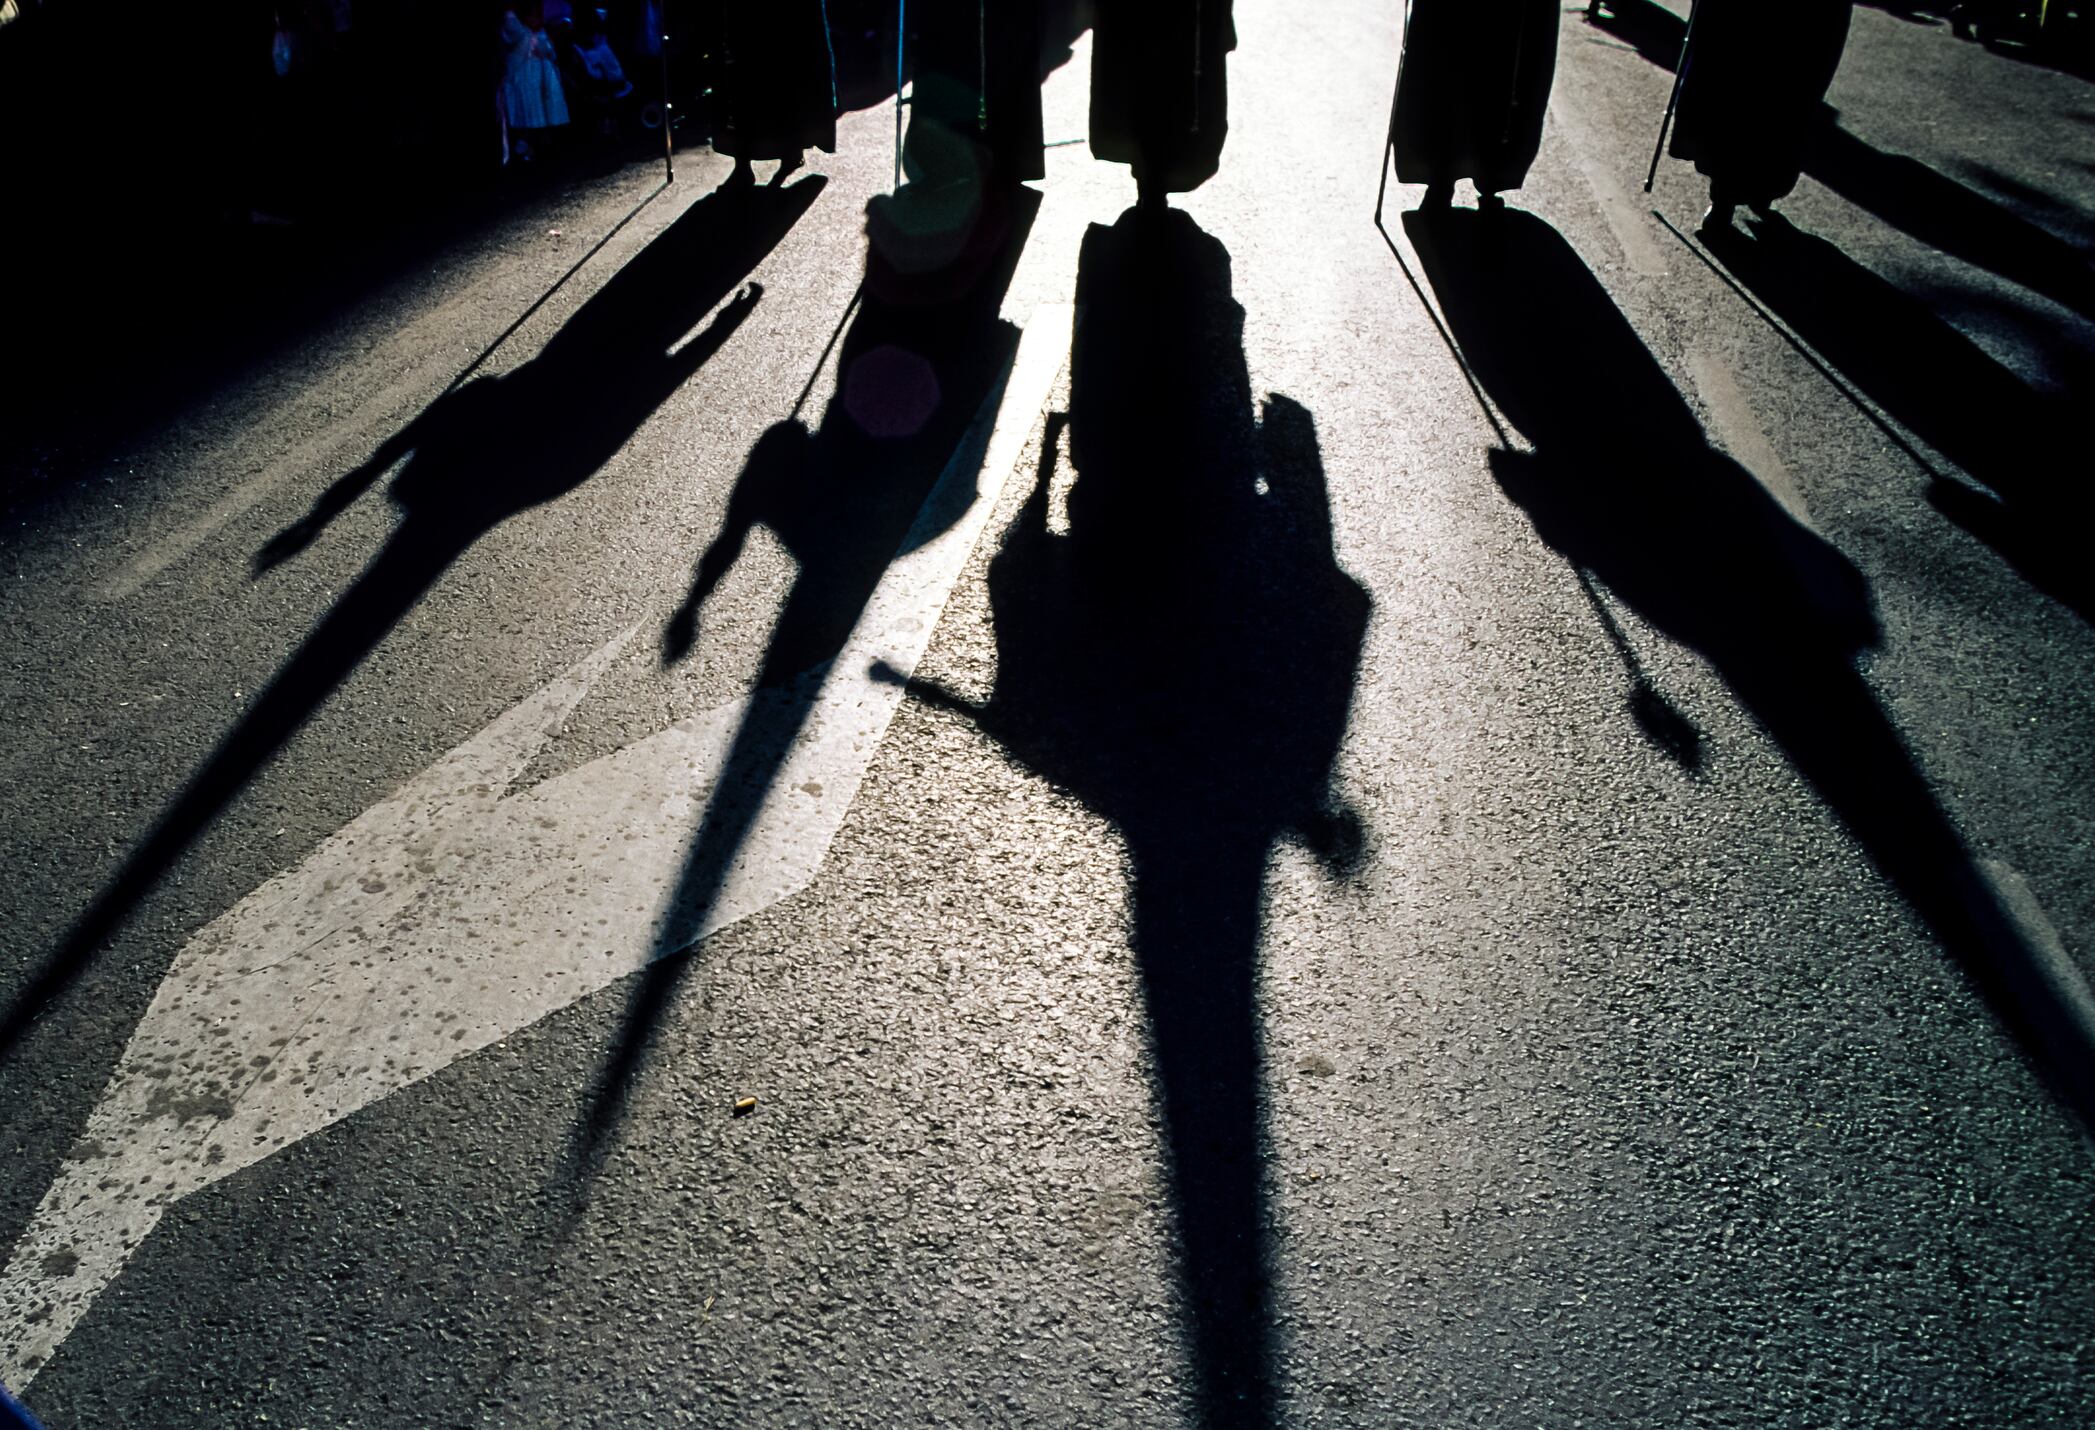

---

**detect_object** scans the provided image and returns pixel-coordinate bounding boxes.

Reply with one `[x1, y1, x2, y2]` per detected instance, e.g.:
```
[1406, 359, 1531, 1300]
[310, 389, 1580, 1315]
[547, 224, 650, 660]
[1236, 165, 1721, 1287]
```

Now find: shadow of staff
[1807, 125, 2095, 325]
[1406, 204, 2095, 1137]
[1700, 215, 2092, 624]
[904, 208, 1372, 1428]
[1592, 0, 2095, 327]
[562, 186, 1043, 1187]
[0, 176, 824, 1068]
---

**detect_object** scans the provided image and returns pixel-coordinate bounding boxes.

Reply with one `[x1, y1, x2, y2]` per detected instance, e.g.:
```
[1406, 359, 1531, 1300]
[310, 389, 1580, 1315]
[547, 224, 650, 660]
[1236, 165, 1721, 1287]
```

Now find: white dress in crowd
[499, 11, 570, 130]
[579, 35, 634, 98]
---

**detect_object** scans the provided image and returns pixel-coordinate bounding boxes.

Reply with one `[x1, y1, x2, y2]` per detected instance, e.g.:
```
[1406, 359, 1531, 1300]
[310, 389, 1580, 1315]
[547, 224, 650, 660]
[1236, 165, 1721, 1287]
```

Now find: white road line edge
[0, 303, 1074, 1388]
[1686, 346, 1813, 527]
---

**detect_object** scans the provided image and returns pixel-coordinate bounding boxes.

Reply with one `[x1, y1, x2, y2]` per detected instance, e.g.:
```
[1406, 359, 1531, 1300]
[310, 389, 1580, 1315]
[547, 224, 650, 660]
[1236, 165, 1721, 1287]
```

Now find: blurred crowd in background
[0, 0, 2081, 433]
[0, 0, 960, 237]
[0, 0, 2082, 237]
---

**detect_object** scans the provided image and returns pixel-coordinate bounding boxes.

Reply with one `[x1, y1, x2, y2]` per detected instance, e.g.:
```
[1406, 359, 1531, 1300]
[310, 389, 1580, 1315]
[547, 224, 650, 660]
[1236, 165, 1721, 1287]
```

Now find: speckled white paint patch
[0, 306, 1075, 1388]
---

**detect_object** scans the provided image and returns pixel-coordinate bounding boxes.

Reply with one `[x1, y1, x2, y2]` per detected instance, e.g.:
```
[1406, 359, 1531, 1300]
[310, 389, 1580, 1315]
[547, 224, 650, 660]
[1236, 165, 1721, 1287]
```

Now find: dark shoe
[1422, 180, 1456, 210]
[1697, 202, 1736, 238]
[1477, 191, 1507, 215]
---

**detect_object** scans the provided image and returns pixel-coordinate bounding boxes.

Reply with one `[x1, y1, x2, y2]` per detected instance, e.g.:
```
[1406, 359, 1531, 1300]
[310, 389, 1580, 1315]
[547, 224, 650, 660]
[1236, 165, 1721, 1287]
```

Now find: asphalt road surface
[4, 2, 2094, 1425]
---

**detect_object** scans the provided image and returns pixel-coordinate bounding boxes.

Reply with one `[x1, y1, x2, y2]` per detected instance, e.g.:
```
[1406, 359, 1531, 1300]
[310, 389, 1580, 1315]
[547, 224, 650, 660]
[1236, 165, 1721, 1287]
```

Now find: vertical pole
[1644, 0, 1699, 193]
[659, 0, 675, 184]
[895, 0, 907, 190]
[1374, 0, 1410, 221]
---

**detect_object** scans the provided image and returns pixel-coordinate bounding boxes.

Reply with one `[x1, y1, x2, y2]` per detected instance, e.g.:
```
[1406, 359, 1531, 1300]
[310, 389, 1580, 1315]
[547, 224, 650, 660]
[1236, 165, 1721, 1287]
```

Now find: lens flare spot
[844, 346, 941, 439]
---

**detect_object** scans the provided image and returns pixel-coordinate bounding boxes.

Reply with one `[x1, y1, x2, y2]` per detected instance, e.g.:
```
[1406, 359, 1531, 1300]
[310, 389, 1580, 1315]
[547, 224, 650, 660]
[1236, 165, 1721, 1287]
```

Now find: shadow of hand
[1292, 803, 1368, 879]
[254, 515, 323, 574]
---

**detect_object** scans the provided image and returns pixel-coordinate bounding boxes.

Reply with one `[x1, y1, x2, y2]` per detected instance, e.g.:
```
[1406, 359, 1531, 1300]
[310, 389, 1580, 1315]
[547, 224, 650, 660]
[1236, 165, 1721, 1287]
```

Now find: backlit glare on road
[2, 1, 2091, 1425]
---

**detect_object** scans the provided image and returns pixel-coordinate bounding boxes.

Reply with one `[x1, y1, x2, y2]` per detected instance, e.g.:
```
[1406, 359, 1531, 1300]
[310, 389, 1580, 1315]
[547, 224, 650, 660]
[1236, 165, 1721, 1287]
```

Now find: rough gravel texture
[4, 2, 2093, 1425]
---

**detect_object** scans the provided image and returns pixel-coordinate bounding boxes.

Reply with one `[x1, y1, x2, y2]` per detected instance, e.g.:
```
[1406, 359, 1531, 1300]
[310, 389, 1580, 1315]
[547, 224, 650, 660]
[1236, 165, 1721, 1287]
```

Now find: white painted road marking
[1545, 81, 1669, 279]
[1686, 346, 1813, 526]
[1978, 859, 2095, 1068]
[0, 304, 1075, 1387]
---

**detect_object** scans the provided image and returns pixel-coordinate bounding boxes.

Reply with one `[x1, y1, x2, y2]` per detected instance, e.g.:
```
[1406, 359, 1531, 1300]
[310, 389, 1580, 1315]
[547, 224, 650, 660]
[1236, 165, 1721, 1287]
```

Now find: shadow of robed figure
[906, 208, 1372, 1428]
[1406, 205, 2095, 1136]
[1596, 0, 2095, 327]
[0, 177, 823, 1065]
[1700, 213, 2093, 624]
[563, 186, 1045, 1181]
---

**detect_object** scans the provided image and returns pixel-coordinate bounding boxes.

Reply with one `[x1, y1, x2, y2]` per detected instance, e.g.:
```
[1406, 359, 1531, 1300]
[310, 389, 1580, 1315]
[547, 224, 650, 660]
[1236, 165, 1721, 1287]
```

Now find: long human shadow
[1406, 206, 2095, 1134]
[902, 209, 1372, 1428]
[1589, 0, 2092, 614]
[1807, 125, 2095, 323]
[0, 177, 823, 1066]
[563, 186, 1043, 1181]
[1699, 215, 2091, 622]
[1591, 0, 2095, 313]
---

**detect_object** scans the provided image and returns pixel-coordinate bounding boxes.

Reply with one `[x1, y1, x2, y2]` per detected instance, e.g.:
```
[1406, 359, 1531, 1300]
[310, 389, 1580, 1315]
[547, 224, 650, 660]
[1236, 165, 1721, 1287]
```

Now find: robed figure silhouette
[714, 0, 838, 181]
[1670, 0, 1852, 229]
[1391, 0, 1560, 209]
[1089, 0, 1238, 203]
[908, 0, 1047, 187]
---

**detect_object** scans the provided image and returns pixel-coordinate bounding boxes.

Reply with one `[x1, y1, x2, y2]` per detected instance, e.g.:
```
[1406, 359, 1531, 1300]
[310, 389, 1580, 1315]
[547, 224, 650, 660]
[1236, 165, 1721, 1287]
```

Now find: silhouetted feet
[1698, 201, 1737, 238]
[1478, 191, 1508, 216]
[1745, 206, 1796, 240]
[1422, 179, 1456, 210]
[724, 159, 756, 189]
[1701, 178, 1749, 238]
[772, 152, 804, 186]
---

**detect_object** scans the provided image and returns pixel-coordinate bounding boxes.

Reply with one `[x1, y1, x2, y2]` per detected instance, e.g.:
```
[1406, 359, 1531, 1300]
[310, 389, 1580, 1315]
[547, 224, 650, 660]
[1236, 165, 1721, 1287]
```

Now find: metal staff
[1644, 0, 1702, 193]
[895, 0, 907, 189]
[659, 0, 674, 184]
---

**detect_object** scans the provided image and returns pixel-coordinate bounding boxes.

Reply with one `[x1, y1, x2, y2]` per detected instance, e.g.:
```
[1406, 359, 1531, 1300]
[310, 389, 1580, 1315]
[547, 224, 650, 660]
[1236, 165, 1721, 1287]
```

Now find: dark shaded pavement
[909, 209, 1371, 1427]
[0, 178, 822, 1068]
[1409, 204, 2095, 1137]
